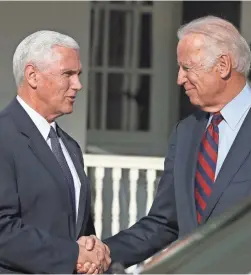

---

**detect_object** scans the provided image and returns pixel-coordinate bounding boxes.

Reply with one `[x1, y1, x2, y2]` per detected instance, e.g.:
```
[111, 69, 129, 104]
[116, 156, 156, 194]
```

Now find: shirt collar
[16, 95, 56, 140]
[216, 82, 251, 130]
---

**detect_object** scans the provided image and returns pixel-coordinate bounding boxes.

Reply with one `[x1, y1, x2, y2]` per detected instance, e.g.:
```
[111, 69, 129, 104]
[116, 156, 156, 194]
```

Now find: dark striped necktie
[195, 112, 223, 224]
[49, 126, 76, 220]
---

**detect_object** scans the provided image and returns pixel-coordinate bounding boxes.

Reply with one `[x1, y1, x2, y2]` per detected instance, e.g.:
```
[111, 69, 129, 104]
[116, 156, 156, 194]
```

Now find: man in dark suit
[0, 30, 110, 273]
[82, 15, 251, 268]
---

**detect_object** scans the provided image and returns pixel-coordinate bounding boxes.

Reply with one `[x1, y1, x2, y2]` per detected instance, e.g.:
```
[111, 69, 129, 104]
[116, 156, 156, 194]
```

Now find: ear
[216, 55, 231, 79]
[24, 64, 38, 89]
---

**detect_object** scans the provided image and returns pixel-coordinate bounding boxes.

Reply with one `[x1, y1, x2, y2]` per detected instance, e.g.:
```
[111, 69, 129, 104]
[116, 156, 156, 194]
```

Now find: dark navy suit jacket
[104, 109, 251, 267]
[0, 99, 95, 273]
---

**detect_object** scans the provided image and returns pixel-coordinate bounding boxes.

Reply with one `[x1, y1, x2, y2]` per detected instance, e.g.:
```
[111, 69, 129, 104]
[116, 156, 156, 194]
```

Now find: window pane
[139, 13, 152, 68]
[106, 73, 150, 131]
[135, 74, 151, 131]
[106, 74, 124, 130]
[108, 10, 133, 67]
[89, 8, 105, 66]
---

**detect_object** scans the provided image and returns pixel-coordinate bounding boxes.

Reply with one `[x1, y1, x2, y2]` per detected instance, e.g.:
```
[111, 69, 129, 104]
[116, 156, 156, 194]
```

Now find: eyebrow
[62, 69, 82, 75]
[178, 62, 189, 68]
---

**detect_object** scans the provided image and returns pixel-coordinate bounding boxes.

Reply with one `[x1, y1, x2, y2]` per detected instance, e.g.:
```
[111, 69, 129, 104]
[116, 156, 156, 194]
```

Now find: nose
[72, 75, 83, 91]
[177, 67, 187, 86]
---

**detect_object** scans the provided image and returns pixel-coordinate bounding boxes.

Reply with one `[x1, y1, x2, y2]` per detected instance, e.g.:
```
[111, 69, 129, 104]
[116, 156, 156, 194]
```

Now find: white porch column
[151, 1, 182, 155]
[240, 2, 251, 46]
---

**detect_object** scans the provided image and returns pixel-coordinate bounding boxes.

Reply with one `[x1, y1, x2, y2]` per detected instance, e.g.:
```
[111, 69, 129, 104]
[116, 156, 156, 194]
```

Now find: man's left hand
[76, 235, 111, 274]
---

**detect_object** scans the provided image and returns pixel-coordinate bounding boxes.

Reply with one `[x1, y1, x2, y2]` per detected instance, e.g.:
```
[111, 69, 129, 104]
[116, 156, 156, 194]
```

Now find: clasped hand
[77, 235, 111, 274]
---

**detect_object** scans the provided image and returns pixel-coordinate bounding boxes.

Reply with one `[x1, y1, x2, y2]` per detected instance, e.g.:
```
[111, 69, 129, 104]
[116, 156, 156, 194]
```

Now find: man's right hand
[77, 236, 111, 274]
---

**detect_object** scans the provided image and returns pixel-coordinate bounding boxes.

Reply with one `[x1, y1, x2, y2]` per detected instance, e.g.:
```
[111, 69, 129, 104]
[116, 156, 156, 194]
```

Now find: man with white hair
[96, 15, 251, 267]
[0, 30, 110, 273]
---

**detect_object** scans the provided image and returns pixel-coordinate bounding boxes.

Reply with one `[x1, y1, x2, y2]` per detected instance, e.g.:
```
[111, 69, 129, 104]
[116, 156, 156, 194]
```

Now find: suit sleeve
[0, 137, 79, 273]
[103, 124, 179, 267]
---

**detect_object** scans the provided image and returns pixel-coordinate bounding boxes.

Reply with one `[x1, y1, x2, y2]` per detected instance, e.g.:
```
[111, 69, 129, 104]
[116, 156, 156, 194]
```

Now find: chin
[189, 97, 202, 109]
[65, 109, 73, 114]
[62, 106, 74, 114]
[188, 96, 197, 105]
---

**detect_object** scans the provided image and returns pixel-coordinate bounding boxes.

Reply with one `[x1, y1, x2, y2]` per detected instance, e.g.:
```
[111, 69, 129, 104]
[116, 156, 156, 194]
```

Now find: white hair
[13, 30, 80, 86]
[177, 16, 251, 77]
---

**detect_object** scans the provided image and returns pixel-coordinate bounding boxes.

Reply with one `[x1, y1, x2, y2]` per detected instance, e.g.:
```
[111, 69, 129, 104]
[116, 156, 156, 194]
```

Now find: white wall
[0, 2, 90, 150]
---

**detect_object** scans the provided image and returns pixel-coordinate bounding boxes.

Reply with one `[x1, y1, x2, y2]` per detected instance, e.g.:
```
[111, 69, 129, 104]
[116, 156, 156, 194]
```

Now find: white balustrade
[94, 167, 104, 239]
[83, 154, 164, 238]
[111, 168, 122, 235]
[146, 169, 156, 214]
[129, 168, 139, 226]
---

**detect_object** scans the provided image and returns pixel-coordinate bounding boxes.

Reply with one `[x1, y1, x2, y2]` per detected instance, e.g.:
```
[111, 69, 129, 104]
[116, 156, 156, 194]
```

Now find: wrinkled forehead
[51, 45, 80, 61]
[177, 34, 205, 65]
[46, 46, 82, 71]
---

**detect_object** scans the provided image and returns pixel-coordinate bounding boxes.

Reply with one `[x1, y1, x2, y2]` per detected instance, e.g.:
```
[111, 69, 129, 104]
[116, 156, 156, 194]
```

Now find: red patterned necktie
[195, 112, 223, 224]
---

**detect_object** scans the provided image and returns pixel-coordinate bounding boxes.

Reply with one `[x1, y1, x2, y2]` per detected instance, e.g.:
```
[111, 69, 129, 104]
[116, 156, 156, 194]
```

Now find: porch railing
[84, 154, 164, 239]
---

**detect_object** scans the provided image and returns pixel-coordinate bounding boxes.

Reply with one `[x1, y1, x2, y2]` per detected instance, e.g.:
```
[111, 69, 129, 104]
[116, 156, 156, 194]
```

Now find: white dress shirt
[16, 95, 81, 221]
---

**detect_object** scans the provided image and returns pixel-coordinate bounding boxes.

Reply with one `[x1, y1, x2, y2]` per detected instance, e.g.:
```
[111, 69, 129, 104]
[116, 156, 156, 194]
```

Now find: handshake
[76, 235, 111, 274]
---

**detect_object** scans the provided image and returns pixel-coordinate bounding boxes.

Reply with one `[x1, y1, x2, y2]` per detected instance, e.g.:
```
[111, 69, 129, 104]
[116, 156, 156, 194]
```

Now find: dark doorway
[179, 1, 241, 120]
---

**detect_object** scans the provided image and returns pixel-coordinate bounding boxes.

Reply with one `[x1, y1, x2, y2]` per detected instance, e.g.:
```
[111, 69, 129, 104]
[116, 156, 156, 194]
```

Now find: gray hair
[13, 30, 80, 86]
[177, 16, 251, 77]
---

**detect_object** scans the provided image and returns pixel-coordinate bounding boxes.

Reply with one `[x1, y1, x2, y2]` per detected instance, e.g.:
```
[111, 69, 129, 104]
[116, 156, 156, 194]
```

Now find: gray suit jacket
[104, 109, 251, 267]
[0, 99, 95, 273]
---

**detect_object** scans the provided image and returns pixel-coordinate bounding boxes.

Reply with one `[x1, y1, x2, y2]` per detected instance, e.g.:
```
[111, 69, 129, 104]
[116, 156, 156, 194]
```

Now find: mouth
[67, 96, 76, 103]
[185, 88, 194, 94]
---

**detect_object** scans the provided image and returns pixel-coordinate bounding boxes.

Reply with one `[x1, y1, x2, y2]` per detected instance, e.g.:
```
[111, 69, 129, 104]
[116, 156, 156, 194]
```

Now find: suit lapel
[175, 111, 208, 231]
[58, 128, 88, 238]
[28, 138, 71, 204]
[187, 113, 208, 225]
[10, 99, 71, 205]
[202, 109, 251, 223]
